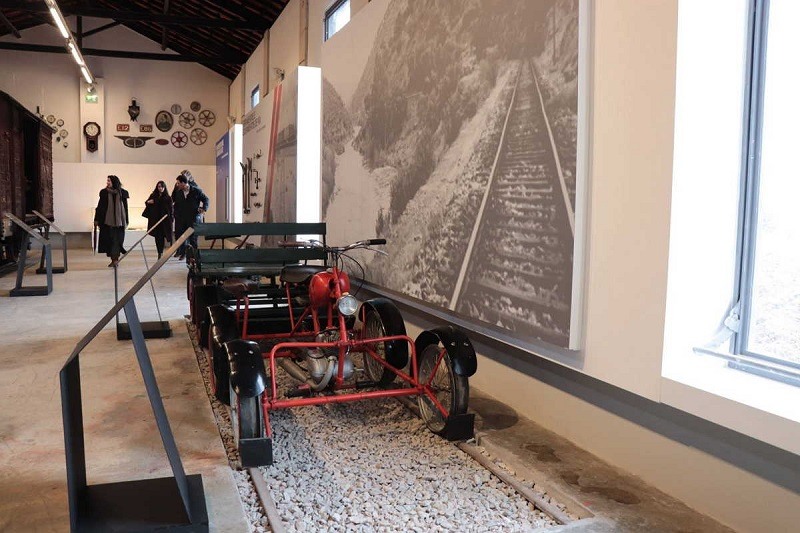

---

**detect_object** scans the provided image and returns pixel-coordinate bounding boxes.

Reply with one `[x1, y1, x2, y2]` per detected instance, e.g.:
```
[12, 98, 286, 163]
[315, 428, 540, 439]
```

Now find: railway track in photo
[187, 321, 575, 532]
[451, 60, 575, 347]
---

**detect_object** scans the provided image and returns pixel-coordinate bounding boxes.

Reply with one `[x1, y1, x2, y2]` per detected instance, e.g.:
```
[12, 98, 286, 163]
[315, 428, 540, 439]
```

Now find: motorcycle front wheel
[417, 343, 468, 435]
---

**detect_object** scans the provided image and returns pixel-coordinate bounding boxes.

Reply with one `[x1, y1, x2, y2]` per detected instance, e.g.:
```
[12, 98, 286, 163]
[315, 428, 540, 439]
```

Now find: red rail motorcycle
[205, 238, 477, 466]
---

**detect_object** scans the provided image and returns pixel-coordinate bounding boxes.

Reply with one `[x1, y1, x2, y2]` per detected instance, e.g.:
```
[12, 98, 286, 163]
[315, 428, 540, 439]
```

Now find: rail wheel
[362, 301, 407, 385]
[208, 328, 231, 405]
[417, 343, 468, 435]
[192, 285, 218, 348]
[231, 384, 264, 441]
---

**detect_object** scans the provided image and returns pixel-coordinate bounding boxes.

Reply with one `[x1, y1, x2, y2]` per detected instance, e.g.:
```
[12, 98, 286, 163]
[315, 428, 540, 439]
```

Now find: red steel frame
[224, 258, 453, 437]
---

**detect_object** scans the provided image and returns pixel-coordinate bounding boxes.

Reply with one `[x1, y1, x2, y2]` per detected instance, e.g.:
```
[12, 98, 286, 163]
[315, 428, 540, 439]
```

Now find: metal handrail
[118, 214, 169, 264]
[63, 227, 193, 365]
[4, 212, 49, 245]
[31, 210, 65, 235]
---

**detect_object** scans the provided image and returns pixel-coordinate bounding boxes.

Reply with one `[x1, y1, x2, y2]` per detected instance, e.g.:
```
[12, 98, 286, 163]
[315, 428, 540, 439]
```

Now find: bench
[190, 222, 327, 280]
[189, 222, 327, 346]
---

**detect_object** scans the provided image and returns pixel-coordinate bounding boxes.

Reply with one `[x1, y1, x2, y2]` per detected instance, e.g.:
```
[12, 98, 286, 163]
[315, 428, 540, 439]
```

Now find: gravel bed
[187, 321, 564, 532]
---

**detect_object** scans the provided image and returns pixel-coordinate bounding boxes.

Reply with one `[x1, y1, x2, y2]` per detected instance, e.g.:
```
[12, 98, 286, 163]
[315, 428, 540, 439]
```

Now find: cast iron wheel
[362, 303, 405, 385]
[231, 384, 264, 441]
[417, 343, 469, 435]
[209, 328, 231, 405]
[192, 285, 219, 348]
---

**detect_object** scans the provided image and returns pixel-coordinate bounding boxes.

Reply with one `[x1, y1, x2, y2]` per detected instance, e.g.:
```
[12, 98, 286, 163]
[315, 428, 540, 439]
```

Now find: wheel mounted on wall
[417, 343, 469, 435]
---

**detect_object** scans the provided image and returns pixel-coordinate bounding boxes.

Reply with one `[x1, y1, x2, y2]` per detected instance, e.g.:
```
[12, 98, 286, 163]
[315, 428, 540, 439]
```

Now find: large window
[324, 0, 350, 41]
[730, 0, 800, 378]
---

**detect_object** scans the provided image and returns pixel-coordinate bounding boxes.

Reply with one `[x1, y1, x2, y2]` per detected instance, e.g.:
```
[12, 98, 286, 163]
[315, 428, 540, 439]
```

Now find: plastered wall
[229, 0, 367, 123]
[0, 19, 228, 165]
[0, 17, 228, 228]
[225, 1, 800, 531]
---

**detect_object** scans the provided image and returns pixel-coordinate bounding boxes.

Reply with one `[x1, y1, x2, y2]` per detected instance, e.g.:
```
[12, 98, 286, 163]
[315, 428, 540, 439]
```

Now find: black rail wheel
[362, 303, 406, 385]
[209, 329, 231, 405]
[417, 343, 469, 435]
[231, 385, 264, 441]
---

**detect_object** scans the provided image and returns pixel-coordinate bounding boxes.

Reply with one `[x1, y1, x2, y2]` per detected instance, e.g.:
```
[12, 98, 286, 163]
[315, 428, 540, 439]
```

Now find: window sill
[661, 352, 800, 455]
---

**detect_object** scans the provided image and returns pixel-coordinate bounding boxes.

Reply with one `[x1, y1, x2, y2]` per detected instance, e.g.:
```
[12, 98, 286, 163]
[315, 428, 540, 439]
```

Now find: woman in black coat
[94, 175, 129, 267]
[144, 180, 174, 259]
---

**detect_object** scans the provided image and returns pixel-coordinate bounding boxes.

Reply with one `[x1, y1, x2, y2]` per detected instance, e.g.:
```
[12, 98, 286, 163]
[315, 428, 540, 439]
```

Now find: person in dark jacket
[94, 175, 129, 267]
[172, 174, 209, 259]
[143, 180, 174, 259]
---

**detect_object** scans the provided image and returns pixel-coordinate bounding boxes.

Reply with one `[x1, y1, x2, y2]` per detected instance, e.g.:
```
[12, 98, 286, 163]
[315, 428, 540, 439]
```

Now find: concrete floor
[0, 246, 734, 532]
[0, 246, 248, 532]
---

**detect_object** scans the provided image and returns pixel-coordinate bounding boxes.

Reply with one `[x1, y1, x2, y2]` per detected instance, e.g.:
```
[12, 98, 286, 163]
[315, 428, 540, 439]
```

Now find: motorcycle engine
[303, 329, 353, 382]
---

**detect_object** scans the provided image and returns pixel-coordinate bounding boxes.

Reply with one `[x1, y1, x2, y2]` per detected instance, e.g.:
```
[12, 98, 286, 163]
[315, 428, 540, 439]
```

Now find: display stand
[32, 210, 68, 274]
[5, 213, 53, 296]
[60, 229, 208, 532]
[114, 215, 171, 340]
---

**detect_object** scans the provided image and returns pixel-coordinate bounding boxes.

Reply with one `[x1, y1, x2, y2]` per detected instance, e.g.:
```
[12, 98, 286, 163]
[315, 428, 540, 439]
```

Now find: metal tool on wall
[240, 160, 251, 214]
[252, 150, 262, 190]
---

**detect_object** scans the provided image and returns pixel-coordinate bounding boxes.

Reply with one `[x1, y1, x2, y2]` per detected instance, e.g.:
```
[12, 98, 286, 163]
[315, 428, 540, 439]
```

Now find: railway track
[188, 321, 573, 532]
[452, 60, 574, 347]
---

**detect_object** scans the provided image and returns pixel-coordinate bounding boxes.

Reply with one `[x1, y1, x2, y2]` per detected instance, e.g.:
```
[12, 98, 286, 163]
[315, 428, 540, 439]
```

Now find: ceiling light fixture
[68, 42, 83, 66]
[45, 0, 94, 84]
[48, 6, 70, 39]
[80, 66, 93, 85]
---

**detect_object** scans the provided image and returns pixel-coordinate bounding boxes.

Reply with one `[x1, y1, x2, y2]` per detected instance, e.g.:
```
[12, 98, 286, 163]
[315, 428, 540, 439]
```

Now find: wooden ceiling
[0, 0, 289, 79]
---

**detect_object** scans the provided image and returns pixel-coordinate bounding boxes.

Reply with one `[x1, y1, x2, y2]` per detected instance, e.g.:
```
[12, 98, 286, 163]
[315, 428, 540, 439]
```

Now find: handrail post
[5, 213, 53, 296]
[59, 228, 207, 531]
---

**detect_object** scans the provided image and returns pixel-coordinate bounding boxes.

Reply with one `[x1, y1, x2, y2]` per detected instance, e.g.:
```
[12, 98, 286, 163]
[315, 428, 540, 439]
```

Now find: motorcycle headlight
[337, 294, 359, 316]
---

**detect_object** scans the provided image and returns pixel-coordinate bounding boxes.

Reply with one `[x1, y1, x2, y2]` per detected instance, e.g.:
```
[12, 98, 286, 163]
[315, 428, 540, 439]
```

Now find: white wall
[1, 17, 228, 226]
[244, 40, 266, 113]
[226, 1, 800, 531]
[268, 0, 302, 95]
[53, 162, 216, 232]
[230, 71, 246, 123]
[1, 18, 228, 166]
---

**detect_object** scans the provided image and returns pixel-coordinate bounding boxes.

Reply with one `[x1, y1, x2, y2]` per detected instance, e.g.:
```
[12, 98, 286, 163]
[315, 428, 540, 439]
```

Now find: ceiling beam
[0, 10, 22, 38]
[81, 21, 122, 38]
[0, 41, 245, 64]
[160, 0, 170, 51]
[3, 3, 268, 31]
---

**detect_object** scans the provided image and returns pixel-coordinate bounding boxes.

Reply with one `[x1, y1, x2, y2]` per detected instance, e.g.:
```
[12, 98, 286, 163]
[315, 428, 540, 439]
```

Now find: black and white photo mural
[322, 0, 589, 349]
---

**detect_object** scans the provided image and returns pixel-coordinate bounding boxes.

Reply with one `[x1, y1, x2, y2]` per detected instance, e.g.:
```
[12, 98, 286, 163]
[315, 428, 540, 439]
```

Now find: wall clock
[83, 121, 101, 153]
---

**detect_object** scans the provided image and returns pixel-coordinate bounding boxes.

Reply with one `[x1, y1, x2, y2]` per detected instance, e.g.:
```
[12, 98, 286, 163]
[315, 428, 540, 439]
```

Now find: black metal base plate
[240, 437, 273, 467]
[444, 413, 475, 441]
[76, 474, 208, 532]
[36, 266, 66, 274]
[117, 321, 172, 340]
[10, 285, 51, 297]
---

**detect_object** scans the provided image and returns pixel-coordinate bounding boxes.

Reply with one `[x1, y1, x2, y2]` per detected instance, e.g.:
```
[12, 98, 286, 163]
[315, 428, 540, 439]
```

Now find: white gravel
[187, 321, 562, 532]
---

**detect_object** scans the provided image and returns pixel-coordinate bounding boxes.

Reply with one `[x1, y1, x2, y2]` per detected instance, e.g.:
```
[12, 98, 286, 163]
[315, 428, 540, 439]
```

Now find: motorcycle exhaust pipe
[278, 358, 309, 382]
[278, 358, 335, 392]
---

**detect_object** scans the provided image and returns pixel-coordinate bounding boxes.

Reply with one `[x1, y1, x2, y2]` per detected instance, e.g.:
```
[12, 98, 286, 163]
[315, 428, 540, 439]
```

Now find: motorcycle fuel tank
[308, 270, 351, 308]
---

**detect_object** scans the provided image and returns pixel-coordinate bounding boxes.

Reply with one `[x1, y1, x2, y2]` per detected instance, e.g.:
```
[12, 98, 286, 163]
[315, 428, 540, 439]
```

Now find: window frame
[731, 0, 800, 372]
[324, 0, 350, 41]
[250, 85, 260, 110]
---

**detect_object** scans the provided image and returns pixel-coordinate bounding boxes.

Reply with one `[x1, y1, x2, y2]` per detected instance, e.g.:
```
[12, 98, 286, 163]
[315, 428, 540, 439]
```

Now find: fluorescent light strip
[47, 0, 95, 84]
[48, 6, 70, 39]
[68, 42, 84, 66]
[80, 66, 93, 85]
